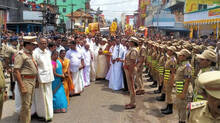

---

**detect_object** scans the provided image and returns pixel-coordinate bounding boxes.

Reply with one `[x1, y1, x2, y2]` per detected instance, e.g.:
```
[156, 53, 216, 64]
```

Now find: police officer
[123, 37, 138, 109]
[136, 38, 146, 95]
[188, 71, 220, 123]
[193, 50, 217, 102]
[175, 49, 192, 123]
[146, 41, 153, 82]
[150, 44, 158, 88]
[161, 46, 177, 115]
[5, 37, 19, 99]
[14, 36, 38, 123]
[154, 45, 166, 94]
[0, 55, 6, 119]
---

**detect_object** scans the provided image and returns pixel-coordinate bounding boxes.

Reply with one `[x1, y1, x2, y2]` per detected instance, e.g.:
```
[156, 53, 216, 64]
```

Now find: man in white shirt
[108, 38, 124, 90]
[83, 44, 92, 87]
[66, 41, 85, 95]
[33, 38, 54, 122]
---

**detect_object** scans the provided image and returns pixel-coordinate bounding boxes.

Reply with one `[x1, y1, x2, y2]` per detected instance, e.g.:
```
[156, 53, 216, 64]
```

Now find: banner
[185, 0, 220, 13]
[209, 8, 220, 16]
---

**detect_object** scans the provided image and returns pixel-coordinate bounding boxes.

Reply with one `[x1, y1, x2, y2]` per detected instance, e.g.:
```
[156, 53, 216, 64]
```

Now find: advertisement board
[23, 10, 43, 20]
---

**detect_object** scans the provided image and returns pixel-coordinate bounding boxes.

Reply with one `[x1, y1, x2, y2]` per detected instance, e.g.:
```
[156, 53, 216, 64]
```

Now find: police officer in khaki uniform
[193, 50, 216, 102]
[5, 37, 19, 99]
[154, 45, 166, 94]
[161, 46, 177, 115]
[136, 38, 146, 95]
[14, 36, 38, 123]
[175, 49, 192, 123]
[0, 59, 6, 119]
[124, 37, 138, 109]
[188, 71, 220, 123]
[150, 44, 158, 88]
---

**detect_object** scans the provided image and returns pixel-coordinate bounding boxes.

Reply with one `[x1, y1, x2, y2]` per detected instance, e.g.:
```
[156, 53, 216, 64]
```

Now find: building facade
[28, 0, 90, 23]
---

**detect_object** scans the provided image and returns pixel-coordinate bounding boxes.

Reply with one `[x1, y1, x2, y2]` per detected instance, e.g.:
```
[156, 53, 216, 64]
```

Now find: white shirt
[33, 48, 54, 83]
[66, 49, 83, 72]
[83, 50, 91, 66]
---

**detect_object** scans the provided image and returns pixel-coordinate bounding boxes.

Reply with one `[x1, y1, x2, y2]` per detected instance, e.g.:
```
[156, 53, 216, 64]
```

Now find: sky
[90, 0, 138, 21]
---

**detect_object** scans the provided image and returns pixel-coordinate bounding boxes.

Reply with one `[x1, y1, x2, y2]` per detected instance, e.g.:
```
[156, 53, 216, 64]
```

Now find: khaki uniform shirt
[137, 46, 146, 67]
[4, 46, 18, 58]
[0, 61, 5, 90]
[175, 61, 192, 81]
[158, 55, 165, 66]
[164, 55, 177, 70]
[14, 49, 38, 77]
[189, 102, 220, 123]
[125, 47, 138, 66]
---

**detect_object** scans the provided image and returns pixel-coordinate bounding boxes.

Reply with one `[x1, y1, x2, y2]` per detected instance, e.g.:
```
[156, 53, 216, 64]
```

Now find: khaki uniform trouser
[20, 78, 36, 123]
[124, 68, 136, 105]
[165, 79, 173, 104]
[135, 67, 144, 91]
[0, 92, 3, 119]
[176, 97, 187, 122]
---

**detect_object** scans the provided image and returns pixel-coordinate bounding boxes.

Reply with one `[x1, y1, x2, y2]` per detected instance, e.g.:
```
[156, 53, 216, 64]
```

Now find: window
[63, 0, 66, 2]
[198, 4, 207, 10]
[63, 8, 66, 13]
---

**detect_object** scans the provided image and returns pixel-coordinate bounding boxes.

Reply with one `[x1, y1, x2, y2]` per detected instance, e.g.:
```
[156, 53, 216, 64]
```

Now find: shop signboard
[185, 0, 220, 13]
[209, 8, 220, 16]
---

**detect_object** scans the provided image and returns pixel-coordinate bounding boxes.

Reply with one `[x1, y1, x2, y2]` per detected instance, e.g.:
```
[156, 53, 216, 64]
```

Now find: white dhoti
[90, 60, 96, 82]
[109, 62, 124, 90]
[14, 82, 36, 115]
[72, 71, 83, 94]
[84, 66, 91, 86]
[34, 83, 53, 120]
[96, 55, 108, 79]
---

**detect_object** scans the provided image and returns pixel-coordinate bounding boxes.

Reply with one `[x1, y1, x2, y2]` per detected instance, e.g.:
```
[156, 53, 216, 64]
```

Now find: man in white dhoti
[96, 38, 108, 79]
[83, 44, 92, 87]
[32, 38, 54, 122]
[108, 38, 125, 90]
[66, 41, 85, 95]
[90, 38, 99, 82]
[76, 38, 86, 88]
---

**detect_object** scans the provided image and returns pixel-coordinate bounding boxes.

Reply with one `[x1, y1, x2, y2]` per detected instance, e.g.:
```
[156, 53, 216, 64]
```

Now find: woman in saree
[51, 51, 68, 113]
[58, 50, 74, 105]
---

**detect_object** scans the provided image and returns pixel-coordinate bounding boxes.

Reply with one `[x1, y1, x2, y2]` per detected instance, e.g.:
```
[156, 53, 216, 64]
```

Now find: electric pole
[70, 2, 76, 34]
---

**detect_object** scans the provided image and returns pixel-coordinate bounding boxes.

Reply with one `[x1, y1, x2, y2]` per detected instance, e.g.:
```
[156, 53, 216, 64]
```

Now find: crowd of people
[0, 31, 220, 123]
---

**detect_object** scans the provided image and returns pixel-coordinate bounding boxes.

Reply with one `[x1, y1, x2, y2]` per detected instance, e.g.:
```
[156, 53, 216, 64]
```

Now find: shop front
[184, 7, 220, 39]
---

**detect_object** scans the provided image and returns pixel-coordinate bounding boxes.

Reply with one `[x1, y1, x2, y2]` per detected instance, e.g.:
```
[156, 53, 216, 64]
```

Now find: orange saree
[58, 58, 74, 104]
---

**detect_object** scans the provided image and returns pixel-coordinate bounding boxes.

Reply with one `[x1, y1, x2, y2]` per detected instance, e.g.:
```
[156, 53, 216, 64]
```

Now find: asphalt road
[1, 74, 178, 123]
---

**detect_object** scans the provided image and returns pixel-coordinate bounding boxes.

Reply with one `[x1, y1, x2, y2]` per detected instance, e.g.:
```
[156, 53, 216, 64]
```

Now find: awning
[184, 7, 220, 25]
[160, 27, 190, 32]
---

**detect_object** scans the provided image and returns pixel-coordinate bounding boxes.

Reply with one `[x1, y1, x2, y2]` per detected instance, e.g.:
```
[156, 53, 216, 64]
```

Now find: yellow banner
[185, 0, 220, 13]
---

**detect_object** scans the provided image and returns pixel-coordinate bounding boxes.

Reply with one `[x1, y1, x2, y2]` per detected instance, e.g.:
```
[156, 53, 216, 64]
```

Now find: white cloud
[90, 0, 138, 20]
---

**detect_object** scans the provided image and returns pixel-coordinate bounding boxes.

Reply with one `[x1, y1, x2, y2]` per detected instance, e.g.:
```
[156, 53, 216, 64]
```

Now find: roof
[66, 9, 93, 19]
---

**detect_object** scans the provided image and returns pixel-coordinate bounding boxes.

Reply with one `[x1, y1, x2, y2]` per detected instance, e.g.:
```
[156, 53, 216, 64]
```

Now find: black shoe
[179, 121, 185, 123]
[150, 81, 157, 88]
[147, 78, 153, 82]
[160, 104, 168, 112]
[161, 104, 173, 115]
[154, 86, 162, 94]
[156, 93, 165, 101]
